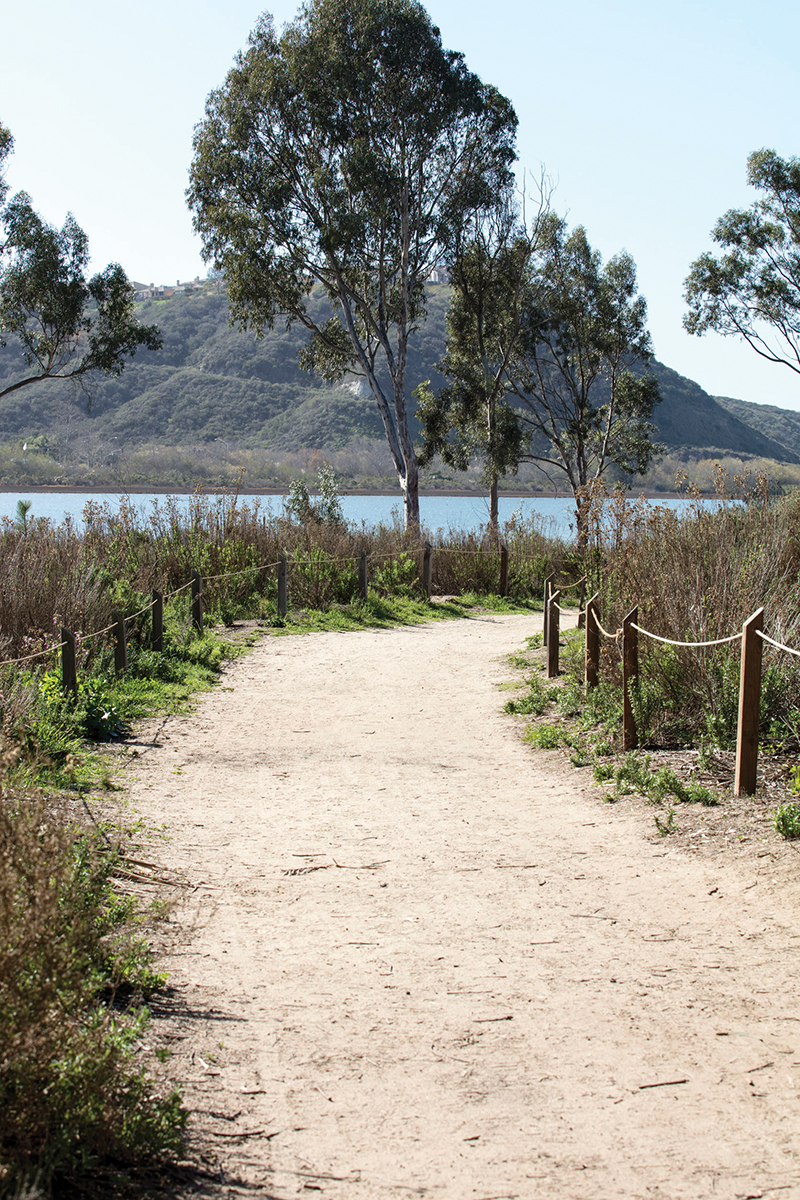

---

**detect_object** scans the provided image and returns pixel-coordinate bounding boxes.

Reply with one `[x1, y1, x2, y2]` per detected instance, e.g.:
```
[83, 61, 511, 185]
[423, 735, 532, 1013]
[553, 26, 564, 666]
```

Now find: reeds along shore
[3, 473, 800, 748]
[0, 492, 577, 661]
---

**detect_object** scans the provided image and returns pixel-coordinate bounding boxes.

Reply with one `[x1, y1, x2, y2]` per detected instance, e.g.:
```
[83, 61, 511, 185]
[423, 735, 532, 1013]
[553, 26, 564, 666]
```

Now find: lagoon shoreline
[0, 483, 686, 500]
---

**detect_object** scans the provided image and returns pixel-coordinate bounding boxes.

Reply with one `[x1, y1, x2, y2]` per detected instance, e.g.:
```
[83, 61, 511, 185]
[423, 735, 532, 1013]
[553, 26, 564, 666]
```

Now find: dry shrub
[587, 473, 800, 745]
[0, 492, 581, 677]
[0, 790, 184, 1191]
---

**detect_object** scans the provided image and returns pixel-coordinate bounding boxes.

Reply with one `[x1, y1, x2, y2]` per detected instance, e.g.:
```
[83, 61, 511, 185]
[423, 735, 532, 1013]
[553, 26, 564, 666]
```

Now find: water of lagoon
[0, 490, 713, 542]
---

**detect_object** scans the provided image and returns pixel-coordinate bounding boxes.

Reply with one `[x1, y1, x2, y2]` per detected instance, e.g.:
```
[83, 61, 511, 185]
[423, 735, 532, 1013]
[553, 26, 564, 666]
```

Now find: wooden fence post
[112, 610, 127, 675]
[543, 572, 555, 647]
[735, 607, 765, 797]
[191, 569, 203, 634]
[61, 627, 77, 697]
[422, 542, 432, 600]
[578, 580, 586, 630]
[277, 556, 288, 618]
[151, 590, 164, 652]
[547, 590, 561, 679]
[622, 606, 638, 751]
[585, 592, 600, 690]
[358, 549, 368, 601]
[499, 544, 509, 598]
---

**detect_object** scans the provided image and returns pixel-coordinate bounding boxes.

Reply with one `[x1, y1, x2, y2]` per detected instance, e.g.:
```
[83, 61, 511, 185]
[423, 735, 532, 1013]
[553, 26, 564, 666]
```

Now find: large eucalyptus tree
[187, 0, 517, 528]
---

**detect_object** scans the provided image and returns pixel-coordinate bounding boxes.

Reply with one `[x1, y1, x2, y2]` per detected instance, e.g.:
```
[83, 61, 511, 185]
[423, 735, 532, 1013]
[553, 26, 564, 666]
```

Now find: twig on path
[475, 1015, 513, 1023]
[332, 858, 390, 870]
[283, 863, 331, 876]
[207, 1127, 273, 1139]
[571, 912, 618, 921]
[638, 1077, 689, 1090]
[112, 866, 191, 887]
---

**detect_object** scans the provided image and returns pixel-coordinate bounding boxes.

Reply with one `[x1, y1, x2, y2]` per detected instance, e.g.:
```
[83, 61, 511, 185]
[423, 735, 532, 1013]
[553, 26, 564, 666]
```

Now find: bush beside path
[130, 613, 800, 1199]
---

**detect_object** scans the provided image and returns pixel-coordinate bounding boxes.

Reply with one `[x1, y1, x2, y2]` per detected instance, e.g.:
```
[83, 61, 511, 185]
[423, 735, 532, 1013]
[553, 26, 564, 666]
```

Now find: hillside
[714, 394, 800, 459]
[0, 280, 797, 471]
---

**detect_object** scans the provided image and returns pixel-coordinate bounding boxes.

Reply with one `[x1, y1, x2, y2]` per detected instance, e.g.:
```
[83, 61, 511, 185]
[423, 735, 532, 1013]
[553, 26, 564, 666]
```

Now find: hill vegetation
[0, 280, 798, 492]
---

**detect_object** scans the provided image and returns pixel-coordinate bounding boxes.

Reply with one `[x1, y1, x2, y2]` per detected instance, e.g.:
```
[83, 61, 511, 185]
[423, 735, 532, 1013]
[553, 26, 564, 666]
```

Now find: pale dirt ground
[124, 612, 800, 1200]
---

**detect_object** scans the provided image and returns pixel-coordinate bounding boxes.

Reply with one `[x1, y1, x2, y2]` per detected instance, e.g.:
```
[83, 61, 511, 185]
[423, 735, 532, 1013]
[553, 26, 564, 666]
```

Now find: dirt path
[129, 613, 800, 1199]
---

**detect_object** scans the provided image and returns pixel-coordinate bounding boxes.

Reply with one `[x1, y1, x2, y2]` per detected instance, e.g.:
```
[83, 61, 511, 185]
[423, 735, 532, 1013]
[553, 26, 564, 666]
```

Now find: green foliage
[187, 0, 518, 525]
[684, 149, 800, 376]
[263, 592, 464, 634]
[503, 673, 556, 715]
[285, 464, 344, 525]
[592, 752, 718, 807]
[654, 807, 677, 836]
[509, 219, 661, 543]
[774, 801, 800, 839]
[0, 132, 161, 401]
[373, 552, 420, 598]
[38, 666, 124, 742]
[13, 498, 30, 533]
[415, 193, 540, 523]
[523, 723, 563, 749]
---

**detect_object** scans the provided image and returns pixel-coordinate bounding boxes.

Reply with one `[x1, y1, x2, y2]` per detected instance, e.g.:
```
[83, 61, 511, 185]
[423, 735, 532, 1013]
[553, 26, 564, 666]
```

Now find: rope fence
[544, 587, 800, 799]
[756, 628, 800, 659]
[6, 526, 797, 802]
[1, 538, 534, 690]
[629, 622, 742, 649]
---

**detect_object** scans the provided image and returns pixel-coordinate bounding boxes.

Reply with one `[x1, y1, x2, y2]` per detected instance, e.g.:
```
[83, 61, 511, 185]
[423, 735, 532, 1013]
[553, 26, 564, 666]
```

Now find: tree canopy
[415, 187, 545, 530]
[0, 123, 161, 403]
[187, 0, 517, 528]
[684, 149, 800, 377]
[511, 219, 661, 541]
[419, 211, 660, 543]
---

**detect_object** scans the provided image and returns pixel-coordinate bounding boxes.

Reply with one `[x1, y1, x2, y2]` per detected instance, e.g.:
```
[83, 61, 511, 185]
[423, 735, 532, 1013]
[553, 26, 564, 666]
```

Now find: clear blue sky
[2, 0, 799, 410]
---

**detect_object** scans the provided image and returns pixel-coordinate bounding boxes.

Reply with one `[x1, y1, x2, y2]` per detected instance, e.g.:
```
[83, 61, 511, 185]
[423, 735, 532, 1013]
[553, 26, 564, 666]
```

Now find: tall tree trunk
[574, 493, 590, 553]
[489, 477, 499, 539]
[402, 457, 420, 530]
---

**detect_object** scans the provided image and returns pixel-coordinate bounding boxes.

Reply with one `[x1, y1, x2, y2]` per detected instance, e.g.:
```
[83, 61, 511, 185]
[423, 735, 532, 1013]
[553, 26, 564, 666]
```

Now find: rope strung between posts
[629, 622, 742, 649]
[553, 575, 587, 592]
[126, 596, 159, 621]
[589, 607, 621, 642]
[549, 599, 585, 614]
[0, 641, 68, 669]
[79, 620, 120, 645]
[756, 628, 800, 659]
[165, 578, 194, 601]
[203, 559, 282, 584]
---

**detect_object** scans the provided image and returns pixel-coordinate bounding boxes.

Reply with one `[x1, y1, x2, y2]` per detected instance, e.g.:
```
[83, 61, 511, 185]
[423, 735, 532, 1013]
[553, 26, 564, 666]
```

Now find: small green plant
[14, 498, 32, 533]
[591, 753, 719, 807]
[504, 675, 557, 716]
[654, 807, 676, 836]
[684, 778, 719, 806]
[774, 802, 800, 840]
[373, 552, 419, 598]
[38, 667, 124, 742]
[524, 723, 563, 749]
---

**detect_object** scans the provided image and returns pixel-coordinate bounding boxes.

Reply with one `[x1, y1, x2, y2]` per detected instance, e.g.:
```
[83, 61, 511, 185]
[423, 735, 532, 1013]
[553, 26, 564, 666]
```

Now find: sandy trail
[129, 613, 800, 1199]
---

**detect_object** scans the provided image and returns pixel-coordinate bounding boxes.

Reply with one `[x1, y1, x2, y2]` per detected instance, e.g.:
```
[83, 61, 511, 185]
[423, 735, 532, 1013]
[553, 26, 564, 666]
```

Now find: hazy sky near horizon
[2, 0, 799, 411]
